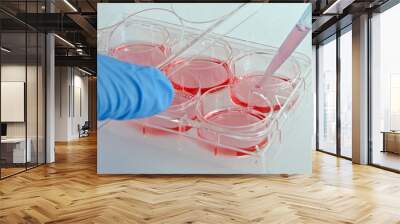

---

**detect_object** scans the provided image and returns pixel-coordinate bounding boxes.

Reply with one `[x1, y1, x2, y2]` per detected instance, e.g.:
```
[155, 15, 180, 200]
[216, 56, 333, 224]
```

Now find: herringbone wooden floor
[1, 135, 400, 224]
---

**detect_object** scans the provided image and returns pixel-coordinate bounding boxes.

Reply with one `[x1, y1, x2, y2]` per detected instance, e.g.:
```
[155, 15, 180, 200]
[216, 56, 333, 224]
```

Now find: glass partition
[0, 1, 46, 179]
[1, 30, 28, 177]
[27, 30, 38, 169]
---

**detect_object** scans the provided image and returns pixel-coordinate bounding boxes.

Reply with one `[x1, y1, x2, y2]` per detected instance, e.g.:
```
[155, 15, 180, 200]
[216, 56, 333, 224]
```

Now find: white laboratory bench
[1, 138, 32, 163]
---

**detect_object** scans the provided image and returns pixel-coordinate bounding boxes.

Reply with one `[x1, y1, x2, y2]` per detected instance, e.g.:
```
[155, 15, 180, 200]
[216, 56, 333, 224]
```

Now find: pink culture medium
[197, 108, 268, 156]
[164, 58, 232, 95]
[111, 43, 170, 67]
[230, 74, 293, 113]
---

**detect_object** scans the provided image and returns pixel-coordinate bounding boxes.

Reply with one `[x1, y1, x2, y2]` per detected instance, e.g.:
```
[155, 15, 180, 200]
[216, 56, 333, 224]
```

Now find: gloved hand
[97, 54, 174, 121]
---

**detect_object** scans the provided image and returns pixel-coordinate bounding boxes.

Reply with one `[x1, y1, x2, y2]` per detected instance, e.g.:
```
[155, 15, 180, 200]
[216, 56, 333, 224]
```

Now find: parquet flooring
[1, 135, 400, 223]
[0, 167, 26, 178]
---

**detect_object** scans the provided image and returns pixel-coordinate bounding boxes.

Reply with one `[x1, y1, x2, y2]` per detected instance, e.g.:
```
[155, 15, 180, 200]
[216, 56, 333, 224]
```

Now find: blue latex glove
[97, 55, 174, 120]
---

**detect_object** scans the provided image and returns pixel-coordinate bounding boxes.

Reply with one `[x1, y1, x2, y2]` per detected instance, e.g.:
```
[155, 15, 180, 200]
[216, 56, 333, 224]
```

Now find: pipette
[255, 7, 311, 89]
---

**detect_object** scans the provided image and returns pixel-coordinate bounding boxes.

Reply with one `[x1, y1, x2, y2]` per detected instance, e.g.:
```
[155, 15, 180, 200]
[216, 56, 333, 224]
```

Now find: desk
[381, 131, 400, 154]
[1, 138, 31, 163]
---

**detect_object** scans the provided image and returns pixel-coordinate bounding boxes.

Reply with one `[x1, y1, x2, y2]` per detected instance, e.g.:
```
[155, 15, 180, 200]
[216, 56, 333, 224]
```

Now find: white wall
[1, 65, 37, 137]
[54, 67, 89, 141]
[55, 67, 69, 141]
[71, 73, 89, 138]
[1, 65, 26, 140]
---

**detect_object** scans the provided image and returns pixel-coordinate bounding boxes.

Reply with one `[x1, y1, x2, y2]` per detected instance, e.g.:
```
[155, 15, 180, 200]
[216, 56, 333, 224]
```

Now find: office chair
[79, 121, 90, 138]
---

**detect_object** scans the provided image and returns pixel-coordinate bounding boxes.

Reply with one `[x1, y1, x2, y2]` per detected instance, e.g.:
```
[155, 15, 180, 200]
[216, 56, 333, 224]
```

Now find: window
[390, 74, 400, 130]
[371, 3, 400, 171]
[317, 37, 337, 154]
[340, 29, 352, 158]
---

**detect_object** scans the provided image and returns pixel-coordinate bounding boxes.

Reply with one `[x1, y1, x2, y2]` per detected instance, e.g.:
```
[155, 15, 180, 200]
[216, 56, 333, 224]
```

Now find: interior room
[1, 0, 400, 223]
[0, 16, 46, 178]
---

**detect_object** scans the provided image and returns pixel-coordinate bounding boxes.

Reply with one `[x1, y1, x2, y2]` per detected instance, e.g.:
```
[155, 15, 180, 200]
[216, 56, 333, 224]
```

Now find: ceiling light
[63, 0, 78, 12]
[54, 34, 75, 48]
[1, 47, 11, 53]
[78, 67, 93, 76]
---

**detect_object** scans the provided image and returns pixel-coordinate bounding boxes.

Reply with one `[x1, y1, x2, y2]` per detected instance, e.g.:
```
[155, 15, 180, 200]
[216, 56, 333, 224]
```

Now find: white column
[45, 0, 56, 163]
[46, 33, 55, 163]
[352, 14, 369, 164]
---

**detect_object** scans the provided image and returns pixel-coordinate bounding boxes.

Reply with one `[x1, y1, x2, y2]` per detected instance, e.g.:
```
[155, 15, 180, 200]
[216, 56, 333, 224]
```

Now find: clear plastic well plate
[102, 4, 311, 158]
